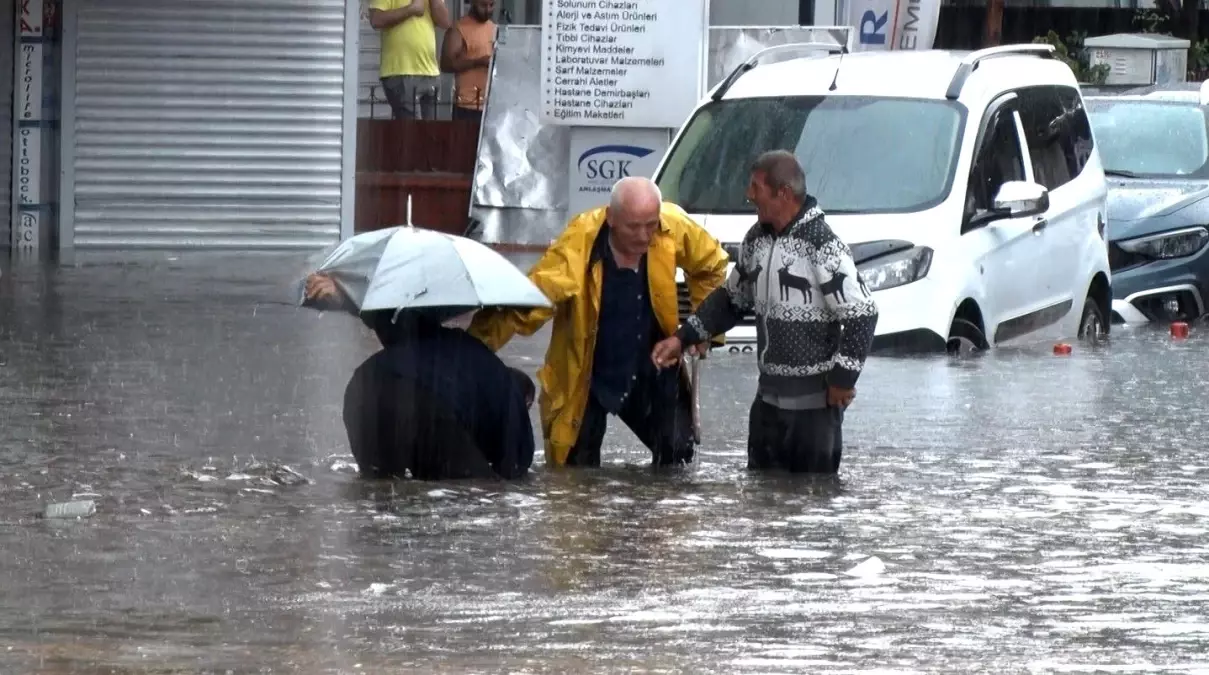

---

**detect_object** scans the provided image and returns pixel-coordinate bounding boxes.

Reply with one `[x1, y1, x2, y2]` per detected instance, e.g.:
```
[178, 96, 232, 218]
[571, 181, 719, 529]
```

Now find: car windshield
[1086, 98, 1209, 178]
[655, 96, 966, 214]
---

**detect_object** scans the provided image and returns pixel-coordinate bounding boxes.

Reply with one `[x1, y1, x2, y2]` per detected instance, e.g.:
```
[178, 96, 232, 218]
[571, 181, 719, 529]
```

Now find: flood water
[3, 254, 1209, 673]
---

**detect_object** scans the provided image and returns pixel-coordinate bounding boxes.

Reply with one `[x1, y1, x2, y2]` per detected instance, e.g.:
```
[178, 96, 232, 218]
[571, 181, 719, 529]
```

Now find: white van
[657, 44, 1112, 354]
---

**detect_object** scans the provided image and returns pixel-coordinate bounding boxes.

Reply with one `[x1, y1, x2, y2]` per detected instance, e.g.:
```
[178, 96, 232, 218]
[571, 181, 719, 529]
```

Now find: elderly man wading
[652, 150, 879, 474]
[468, 177, 729, 468]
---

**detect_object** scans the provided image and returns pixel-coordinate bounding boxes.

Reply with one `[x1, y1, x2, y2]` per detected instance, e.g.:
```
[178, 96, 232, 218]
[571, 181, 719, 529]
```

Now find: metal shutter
[1, 1, 13, 249]
[66, 0, 349, 249]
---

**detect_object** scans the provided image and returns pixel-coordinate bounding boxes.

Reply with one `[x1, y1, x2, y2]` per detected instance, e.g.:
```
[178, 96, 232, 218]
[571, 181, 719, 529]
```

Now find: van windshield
[656, 96, 967, 214]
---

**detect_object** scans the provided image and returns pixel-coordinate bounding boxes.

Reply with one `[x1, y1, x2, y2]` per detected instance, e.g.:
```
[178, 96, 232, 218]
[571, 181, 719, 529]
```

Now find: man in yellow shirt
[369, 0, 452, 120]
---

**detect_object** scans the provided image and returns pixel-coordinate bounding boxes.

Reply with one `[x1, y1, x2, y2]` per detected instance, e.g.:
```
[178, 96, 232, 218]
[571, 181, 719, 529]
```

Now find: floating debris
[365, 583, 393, 596]
[329, 459, 358, 474]
[844, 555, 886, 577]
[43, 500, 96, 520]
[265, 464, 310, 487]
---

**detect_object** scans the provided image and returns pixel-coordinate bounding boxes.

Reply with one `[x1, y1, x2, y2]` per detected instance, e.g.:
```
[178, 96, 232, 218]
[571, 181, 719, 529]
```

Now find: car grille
[1108, 242, 1147, 272]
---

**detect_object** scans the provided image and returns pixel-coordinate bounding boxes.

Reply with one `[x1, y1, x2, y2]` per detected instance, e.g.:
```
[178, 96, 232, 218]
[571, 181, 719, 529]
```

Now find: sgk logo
[577, 145, 655, 182]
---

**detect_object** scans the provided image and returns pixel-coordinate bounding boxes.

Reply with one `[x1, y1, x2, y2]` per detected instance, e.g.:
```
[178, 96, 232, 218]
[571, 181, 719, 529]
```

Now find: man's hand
[651, 336, 684, 369]
[400, 0, 425, 19]
[368, 1, 424, 30]
[826, 385, 856, 408]
[305, 273, 339, 303]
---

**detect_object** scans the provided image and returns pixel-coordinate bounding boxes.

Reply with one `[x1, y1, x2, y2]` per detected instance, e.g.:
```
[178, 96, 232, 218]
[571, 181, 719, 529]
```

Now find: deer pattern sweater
[677, 200, 880, 397]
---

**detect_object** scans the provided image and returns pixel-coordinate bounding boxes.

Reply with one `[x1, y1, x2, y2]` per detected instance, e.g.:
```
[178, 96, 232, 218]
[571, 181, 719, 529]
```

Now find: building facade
[2, 0, 13, 250]
[8, 0, 1188, 257]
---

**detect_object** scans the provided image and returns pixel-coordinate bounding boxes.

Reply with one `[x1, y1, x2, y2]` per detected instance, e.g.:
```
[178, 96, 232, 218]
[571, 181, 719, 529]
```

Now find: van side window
[1059, 87, 1095, 177]
[967, 107, 1026, 217]
[1016, 85, 1093, 190]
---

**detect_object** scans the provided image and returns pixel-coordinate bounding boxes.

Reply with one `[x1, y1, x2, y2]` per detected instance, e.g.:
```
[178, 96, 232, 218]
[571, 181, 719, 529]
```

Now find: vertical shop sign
[13, 0, 45, 253]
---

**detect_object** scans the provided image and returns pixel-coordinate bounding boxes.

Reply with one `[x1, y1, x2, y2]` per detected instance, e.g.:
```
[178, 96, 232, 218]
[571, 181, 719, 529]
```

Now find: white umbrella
[303, 222, 550, 315]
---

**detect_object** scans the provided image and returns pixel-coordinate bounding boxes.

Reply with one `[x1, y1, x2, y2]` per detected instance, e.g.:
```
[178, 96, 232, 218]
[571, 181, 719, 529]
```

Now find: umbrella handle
[406, 194, 413, 228]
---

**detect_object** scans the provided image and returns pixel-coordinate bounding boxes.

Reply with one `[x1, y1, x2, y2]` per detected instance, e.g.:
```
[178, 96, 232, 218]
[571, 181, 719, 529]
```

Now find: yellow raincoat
[468, 202, 729, 467]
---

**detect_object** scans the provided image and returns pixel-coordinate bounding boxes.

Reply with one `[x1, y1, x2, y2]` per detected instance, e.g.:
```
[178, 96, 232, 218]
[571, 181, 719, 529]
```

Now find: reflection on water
[3, 256, 1209, 672]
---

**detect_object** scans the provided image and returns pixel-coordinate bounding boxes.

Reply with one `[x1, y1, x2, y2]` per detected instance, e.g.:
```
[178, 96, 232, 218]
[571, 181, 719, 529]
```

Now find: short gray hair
[750, 150, 807, 201]
[609, 176, 662, 212]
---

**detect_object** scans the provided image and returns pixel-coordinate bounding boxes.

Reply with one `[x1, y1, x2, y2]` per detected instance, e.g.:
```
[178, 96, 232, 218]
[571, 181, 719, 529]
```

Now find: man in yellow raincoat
[468, 176, 729, 468]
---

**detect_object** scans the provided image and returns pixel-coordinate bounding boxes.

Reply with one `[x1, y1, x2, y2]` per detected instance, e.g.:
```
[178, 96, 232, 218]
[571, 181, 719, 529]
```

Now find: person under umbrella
[302, 249, 540, 481]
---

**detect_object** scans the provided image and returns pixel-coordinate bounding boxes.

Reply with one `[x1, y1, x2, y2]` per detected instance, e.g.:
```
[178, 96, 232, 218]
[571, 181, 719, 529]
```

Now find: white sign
[17, 127, 42, 205]
[849, 0, 941, 52]
[567, 126, 669, 214]
[540, 0, 707, 128]
[16, 210, 39, 253]
[18, 43, 43, 121]
[20, 0, 43, 37]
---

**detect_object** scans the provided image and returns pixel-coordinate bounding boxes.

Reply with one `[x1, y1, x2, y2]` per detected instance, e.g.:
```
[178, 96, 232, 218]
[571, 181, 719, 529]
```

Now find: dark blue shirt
[590, 229, 659, 414]
[360, 323, 535, 478]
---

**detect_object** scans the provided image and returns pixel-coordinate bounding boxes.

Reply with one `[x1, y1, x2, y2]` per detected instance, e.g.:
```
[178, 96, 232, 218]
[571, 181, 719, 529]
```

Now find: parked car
[658, 43, 1112, 354]
[1084, 81, 1209, 325]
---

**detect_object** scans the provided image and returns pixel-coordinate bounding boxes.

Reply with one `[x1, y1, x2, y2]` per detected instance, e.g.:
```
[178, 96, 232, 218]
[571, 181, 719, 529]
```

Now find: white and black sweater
[677, 200, 879, 397]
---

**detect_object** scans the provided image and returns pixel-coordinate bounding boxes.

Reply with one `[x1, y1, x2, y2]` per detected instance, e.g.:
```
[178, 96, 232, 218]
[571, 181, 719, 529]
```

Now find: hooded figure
[305, 276, 536, 480]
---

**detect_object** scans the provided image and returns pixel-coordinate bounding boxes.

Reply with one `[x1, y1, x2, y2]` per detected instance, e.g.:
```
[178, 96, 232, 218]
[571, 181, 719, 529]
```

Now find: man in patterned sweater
[651, 150, 879, 474]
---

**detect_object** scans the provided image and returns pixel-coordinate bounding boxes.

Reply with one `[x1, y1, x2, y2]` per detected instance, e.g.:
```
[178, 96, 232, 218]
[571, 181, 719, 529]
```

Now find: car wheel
[946, 318, 988, 356]
[1077, 297, 1107, 342]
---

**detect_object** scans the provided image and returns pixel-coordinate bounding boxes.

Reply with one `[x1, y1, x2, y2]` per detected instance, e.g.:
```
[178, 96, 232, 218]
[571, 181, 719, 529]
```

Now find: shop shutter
[66, 0, 350, 249]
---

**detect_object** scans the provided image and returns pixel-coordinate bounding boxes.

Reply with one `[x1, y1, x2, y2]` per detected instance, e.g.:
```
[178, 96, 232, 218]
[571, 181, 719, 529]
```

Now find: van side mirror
[992, 181, 1050, 218]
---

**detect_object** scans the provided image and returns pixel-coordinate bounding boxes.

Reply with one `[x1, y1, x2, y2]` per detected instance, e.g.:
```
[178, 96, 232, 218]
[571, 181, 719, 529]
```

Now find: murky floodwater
[3, 254, 1209, 674]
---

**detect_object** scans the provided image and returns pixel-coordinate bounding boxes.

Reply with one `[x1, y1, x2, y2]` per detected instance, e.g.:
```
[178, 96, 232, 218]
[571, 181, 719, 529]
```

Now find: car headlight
[857, 246, 933, 292]
[1116, 226, 1209, 260]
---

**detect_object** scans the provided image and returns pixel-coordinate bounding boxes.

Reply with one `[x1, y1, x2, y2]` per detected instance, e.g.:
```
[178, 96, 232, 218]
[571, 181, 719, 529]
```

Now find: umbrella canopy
[303, 226, 551, 315]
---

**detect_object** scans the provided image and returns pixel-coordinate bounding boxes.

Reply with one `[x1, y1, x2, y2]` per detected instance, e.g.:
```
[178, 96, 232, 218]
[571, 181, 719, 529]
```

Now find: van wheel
[946, 318, 988, 356]
[1077, 298, 1107, 342]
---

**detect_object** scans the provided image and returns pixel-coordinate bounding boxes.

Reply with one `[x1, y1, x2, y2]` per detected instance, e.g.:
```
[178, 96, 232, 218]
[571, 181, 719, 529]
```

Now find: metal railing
[363, 85, 488, 121]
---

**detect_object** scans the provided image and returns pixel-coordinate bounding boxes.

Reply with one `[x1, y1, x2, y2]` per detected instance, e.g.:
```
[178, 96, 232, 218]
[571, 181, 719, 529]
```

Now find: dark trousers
[380, 75, 439, 120]
[747, 398, 846, 474]
[566, 365, 695, 467]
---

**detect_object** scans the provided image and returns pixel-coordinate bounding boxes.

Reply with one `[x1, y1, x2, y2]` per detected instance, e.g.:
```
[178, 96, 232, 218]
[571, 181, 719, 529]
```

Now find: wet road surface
[3, 253, 1209, 673]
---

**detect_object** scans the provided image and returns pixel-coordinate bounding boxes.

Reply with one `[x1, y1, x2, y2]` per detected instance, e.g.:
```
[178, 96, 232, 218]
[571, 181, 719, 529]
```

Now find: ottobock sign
[540, 0, 707, 129]
[567, 127, 669, 214]
[849, 0, 942, 52]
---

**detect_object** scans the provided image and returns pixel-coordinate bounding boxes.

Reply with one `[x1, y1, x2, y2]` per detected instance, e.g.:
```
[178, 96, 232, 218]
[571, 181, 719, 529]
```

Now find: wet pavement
[3, 253, 1209, 673]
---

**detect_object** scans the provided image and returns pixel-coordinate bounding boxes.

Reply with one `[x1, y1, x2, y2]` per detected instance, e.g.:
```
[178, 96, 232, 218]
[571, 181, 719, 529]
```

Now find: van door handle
[1032, 219, 1048, 234]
